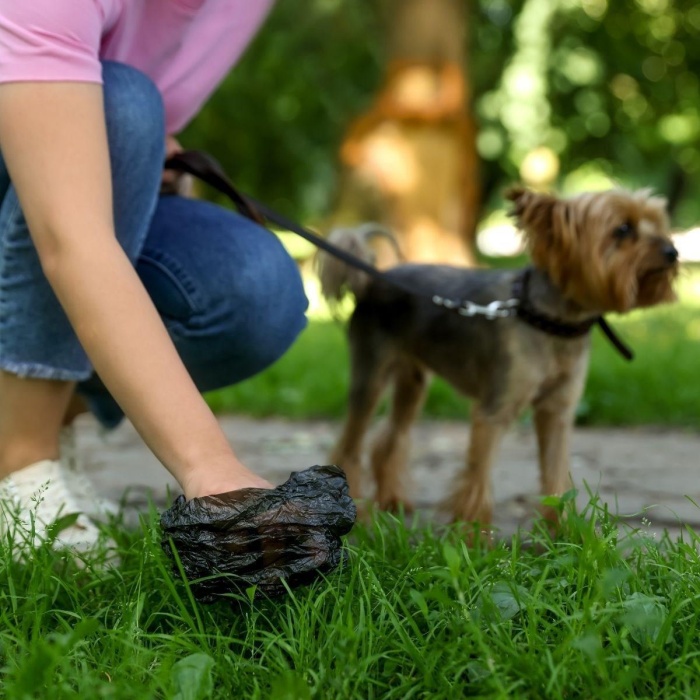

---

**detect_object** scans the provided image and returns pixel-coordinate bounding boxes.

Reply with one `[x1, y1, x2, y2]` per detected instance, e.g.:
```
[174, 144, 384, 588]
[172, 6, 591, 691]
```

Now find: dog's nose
[662, 244, 679, 263]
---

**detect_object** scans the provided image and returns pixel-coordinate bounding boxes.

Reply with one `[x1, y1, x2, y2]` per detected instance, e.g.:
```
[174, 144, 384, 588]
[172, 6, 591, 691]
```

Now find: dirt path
[78, 415, 700, 539]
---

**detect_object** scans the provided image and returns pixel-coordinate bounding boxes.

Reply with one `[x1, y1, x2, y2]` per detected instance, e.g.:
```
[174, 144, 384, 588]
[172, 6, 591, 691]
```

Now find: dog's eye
[613, 222, 636, 241]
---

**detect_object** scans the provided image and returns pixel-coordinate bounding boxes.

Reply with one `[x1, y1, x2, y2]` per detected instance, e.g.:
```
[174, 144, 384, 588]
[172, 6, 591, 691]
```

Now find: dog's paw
[447, 489, 493, 528]
[375, 494, 414, 515]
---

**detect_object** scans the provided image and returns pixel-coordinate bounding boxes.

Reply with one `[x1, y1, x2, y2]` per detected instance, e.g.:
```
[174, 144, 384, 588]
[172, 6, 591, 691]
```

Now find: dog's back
[317, 228, 519, 398]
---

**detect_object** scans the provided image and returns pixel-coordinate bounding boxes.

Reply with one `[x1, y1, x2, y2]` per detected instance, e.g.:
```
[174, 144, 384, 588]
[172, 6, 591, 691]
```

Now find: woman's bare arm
[0, 82, 270, 497]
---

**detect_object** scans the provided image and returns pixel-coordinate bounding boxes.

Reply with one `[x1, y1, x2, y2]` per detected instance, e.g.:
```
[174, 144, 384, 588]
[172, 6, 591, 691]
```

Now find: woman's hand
[161, 134, 194, 196]
[165, 134, 183, 159]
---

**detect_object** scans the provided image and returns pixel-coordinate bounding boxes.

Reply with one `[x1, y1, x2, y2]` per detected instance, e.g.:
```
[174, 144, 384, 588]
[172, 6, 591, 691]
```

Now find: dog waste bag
[160, 464, 356, 602]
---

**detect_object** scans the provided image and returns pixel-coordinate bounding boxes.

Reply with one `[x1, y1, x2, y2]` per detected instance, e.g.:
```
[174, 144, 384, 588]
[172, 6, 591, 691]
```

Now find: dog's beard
[635, 266, 678, 308]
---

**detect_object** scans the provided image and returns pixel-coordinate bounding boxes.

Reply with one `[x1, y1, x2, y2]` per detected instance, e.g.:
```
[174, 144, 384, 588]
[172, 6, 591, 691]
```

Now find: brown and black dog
[318, 187, 679, 526]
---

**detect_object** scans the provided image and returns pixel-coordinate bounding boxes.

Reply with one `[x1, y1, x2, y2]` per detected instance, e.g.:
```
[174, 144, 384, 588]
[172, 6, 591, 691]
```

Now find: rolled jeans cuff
[0, 360, 92, 383]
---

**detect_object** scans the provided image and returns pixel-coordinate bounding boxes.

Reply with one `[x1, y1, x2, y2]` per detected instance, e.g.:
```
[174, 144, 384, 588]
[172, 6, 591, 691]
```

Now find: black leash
[597, 318, 633, 361]
[164, 150, 633, 361]
[164, 150, 422, 300]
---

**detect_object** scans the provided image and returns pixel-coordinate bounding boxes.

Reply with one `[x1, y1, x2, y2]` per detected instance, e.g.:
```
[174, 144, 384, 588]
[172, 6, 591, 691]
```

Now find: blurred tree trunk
[332, 0, 479, 265]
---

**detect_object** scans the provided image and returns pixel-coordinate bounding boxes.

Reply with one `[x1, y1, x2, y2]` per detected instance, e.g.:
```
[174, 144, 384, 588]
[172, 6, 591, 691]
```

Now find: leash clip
[456, 298, 519, 320]
[432, 295, 519, 320]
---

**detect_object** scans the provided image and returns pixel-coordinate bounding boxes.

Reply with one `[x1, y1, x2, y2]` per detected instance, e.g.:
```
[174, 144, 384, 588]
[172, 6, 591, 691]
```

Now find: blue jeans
[0, 62, 308, 428]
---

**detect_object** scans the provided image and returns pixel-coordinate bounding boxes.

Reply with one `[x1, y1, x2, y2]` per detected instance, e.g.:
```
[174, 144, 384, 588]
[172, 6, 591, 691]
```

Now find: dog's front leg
[534, 394, 575, 522]
[448, 405, 509, 526]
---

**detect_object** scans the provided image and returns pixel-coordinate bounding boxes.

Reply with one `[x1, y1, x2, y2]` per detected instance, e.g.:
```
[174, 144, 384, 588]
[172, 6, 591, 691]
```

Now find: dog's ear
[505, 186, 559, 235]
[505, 186, 576, 289]
[505, 186, 574, 249]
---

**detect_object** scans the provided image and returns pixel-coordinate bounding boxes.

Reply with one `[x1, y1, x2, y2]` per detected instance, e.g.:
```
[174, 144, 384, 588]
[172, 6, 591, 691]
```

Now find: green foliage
[180, 1, 382, 221]
[550, 0, 700, 220]
[580, 303, 700, 426]
[473, 0, 700, 219]
[182, 1, 700, 225]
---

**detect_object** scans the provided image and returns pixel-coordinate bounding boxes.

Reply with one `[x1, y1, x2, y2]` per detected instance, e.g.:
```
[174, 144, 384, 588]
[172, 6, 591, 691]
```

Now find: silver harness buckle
[432, 296, 519, 320]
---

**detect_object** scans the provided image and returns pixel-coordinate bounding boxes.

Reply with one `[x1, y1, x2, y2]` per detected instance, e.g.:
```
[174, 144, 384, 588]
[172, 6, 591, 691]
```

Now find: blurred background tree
[182, 0, 700, 241]
[331, 0, 479, 264]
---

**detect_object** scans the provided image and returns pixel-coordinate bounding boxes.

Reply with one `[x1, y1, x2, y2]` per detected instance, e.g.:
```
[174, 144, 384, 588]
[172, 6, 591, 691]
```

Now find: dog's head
[506, 186, 679, 313]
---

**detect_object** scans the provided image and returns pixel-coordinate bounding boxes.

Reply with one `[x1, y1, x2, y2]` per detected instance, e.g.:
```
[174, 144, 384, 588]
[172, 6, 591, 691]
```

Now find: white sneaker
[60, 426, 120, 522]
[0, 459, 104, 555]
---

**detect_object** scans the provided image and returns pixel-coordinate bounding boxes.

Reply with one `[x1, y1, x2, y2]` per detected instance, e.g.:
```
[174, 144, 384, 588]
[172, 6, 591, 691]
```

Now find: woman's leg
[79, 195, 309, 427]
[0, 145, 76, 475]
[0, 63, 163, 525]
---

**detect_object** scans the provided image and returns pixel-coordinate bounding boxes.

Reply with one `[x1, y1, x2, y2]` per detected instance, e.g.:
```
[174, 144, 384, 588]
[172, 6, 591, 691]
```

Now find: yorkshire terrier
[318, 187, 679, 526]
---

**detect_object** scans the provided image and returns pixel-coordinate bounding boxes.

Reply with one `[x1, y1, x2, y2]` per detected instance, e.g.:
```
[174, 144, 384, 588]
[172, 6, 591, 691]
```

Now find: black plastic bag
[160, 464, 356, 602]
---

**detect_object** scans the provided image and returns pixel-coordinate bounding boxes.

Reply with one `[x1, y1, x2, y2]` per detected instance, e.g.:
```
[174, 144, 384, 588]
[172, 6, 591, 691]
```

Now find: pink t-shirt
[0, 0, 274, 133]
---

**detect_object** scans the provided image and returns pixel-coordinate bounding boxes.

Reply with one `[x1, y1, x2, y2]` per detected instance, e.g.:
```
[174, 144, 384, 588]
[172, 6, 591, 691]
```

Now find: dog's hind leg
[448, 404, 511, 526]
[330, 335, 394, 501]
[370, 360, 429, 512]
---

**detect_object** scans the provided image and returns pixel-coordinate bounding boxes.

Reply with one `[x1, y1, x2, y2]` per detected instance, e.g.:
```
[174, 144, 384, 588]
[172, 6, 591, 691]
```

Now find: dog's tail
[316, 223, 403, 302]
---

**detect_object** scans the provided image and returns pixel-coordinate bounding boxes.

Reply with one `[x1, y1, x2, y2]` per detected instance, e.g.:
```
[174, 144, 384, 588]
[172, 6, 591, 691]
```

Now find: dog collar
[512, 268, 598, 338]
[513, 268, 633, 360]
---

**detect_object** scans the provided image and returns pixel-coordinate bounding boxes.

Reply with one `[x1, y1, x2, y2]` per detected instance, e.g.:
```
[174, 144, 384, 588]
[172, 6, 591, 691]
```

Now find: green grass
[3, 498, 700, 698]
[206, 266, 700, 428]
[580, 303, 700, 426]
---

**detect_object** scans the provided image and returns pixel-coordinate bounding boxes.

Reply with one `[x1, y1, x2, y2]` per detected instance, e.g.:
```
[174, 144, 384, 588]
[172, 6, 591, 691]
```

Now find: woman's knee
[239, 240, 309, 363]
[101, 61, 165, 167]
[171, 291, 308, 392]
[194, 229, 309, 381]
[143, 203, 309, 388]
